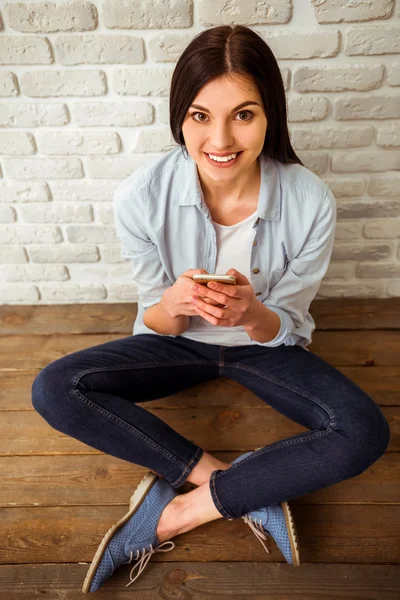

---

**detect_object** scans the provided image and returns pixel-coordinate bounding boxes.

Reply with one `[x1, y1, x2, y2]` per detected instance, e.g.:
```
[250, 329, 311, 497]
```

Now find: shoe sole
[281, 500, 301, 567]
[81, 471, 159, 594]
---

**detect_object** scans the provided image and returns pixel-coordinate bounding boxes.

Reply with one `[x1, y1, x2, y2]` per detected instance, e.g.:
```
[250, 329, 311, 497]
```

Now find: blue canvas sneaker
[82, 471, 178, 593]
[231, 450, 300, 566]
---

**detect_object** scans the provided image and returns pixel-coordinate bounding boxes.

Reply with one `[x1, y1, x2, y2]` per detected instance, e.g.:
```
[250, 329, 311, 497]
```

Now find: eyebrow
[189, 101, 260, 113]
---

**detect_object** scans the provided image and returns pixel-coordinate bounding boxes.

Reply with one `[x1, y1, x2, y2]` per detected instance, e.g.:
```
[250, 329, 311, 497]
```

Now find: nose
[209, 121, 234, 150]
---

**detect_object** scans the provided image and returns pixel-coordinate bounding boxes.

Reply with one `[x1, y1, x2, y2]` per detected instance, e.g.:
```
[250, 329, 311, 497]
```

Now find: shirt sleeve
[113, 174, 171, 309]
[250, 186, 337, 348]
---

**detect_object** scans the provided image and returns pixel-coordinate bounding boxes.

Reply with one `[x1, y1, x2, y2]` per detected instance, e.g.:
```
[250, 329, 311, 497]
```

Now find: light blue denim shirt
[113, 145, 337, 349]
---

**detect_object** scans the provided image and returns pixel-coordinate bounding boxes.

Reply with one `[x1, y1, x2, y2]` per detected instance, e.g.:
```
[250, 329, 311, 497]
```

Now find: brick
[0, 132, 35, 155]
[311, 0, 394, 24]
[334, 96, 400, 120]
[93, 204, 113, 224]
[322, 177, 366, 197]
[49, 180, 120, 202]
[288, 97, 329, 121]
[0, 72, 19, 97]
[55, 35, 144, 65]
[66, 225, 118, 243]
[1, 225, 63, 244]
[357, 262, 400, 278]
[331, 243, 394, 261]
[199, 0, 291, 26]
[0, 283, 39, 303]
[112, 68, 174, 96]
[0, 36, 52, 64]
[345, 25, 400, 55]
[388, 281, 400, 295]
[106, 282, 140, 301]
[376, 123, 400, 148]
[71, 101, 153, 127]
[98, 244, 126, 263]
[0, 264, 69, 282]
[325, 262, 356, 279]
[35, 131, 120, 154]
[292, 125, 374, 150]
[0, 103, 68, 127]
[387, 63, 400, 86]
[20, 203, 93, 223]
[21, 70, 106, 97]
[5, 1, 97, 33]
[262, 29, 339, 59]
[337, 199, 400, 219]
[40, 283, 107, 302]
[28, 245, 99, 263]
[0, 181, 50, 203]
[103, 0, 192, 29]
[3, 158, 83, 179]
[369, 174, 400, 197]
[86, 155, 156, 178]
[0, 205, 16, 223]
[317, 281, 385, 297]
[148, 34, 193, 62]
[335, 221, 363, 239]
[132, 128, 177, 153]
[364, 220, 400, 239]
[293, 65, 383, 92]
[67, 263, 132, 281]
[332, 151, 400, 172]
[0, 246, 28, 264]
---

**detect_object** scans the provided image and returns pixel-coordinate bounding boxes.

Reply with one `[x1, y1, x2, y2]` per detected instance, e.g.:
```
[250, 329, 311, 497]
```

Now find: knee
[31, 359, 71, 425]
[345, 400, 391, 476]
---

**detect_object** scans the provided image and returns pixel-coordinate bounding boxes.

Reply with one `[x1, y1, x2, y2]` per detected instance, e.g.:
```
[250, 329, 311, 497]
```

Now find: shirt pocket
[269, 265, 287, 288]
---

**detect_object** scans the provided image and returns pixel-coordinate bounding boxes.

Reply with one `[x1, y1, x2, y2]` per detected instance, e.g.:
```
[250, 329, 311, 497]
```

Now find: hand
[161, 268, 224, 318]
[190, 268, 260, 327]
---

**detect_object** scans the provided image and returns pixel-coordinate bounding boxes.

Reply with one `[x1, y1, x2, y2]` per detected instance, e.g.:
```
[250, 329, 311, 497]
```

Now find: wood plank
[1, 298, 399, 334]
[1, 367, 399, 411]
[0, 406, 398, 455]
[1, 331, 400, 370]
[0, 563, 398, 598]
[0, 453, 398, 507]
[1, 504, 399, 564]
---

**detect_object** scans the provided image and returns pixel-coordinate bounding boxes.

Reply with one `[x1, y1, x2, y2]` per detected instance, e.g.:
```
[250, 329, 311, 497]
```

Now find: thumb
[226, 268, 250, 285]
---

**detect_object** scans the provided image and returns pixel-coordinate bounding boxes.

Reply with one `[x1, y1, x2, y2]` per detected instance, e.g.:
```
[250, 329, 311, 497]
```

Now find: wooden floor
[0, 299, 399, 599]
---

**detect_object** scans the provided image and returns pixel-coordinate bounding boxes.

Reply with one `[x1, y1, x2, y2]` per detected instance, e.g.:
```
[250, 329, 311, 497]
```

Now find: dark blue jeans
[32, 333, 390, 520]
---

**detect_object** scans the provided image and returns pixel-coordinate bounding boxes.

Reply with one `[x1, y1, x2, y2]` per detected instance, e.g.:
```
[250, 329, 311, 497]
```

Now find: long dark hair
[169, 24, 303, 166]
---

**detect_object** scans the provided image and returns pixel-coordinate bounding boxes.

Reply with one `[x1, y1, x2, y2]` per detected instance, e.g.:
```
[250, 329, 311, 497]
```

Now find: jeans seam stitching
[229, 363, 337, 428]
[72, 386, 196, 473]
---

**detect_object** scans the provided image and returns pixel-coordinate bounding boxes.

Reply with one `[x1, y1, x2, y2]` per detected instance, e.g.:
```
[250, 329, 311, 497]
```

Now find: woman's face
[181, 73, 268, 182]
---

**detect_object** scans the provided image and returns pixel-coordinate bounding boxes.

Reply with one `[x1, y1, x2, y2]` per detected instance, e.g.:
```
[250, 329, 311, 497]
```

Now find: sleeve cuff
[248, 304, 295, 347]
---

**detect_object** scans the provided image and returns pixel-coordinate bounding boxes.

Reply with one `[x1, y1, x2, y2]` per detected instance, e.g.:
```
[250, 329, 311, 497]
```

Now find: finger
[206, 281, 240, 298]
[192, 296, 229, 321]
[193, 304, 228, 326]
[193, 284, 229, 304]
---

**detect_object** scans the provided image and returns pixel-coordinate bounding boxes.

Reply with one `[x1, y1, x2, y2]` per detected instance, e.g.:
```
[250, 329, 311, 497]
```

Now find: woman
[32, 25, 390, 593]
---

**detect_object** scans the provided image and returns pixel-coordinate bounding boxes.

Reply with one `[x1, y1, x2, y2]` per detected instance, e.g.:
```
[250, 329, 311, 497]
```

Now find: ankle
[156, 495, 185, 543]
[186, 452, 231, 487]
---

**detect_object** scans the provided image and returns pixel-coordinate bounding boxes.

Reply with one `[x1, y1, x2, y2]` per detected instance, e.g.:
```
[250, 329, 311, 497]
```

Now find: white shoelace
[125, 540, 176, 587]
[242, 515, 270, 554]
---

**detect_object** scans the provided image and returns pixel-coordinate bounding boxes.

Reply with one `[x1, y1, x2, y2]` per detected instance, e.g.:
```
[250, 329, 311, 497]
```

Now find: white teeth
[208, 153, 237, 162]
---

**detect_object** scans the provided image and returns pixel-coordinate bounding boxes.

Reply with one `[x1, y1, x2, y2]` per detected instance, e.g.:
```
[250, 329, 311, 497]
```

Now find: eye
[190, 110, 254, 123]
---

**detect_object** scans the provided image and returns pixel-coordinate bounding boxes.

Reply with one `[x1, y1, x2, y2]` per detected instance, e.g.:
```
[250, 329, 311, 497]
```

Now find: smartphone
[192, 274, 236, 285]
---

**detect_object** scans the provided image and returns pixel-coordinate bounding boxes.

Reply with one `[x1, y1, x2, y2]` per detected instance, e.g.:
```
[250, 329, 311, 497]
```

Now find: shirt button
[253, 240, 257, 246]
[256, 292, 261, 296]
[255, 217, 260, 225]
[253, 268, 260, 274]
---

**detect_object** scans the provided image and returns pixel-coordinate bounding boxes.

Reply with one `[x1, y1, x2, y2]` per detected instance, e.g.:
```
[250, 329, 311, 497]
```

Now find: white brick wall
[0, 0, 399, 304]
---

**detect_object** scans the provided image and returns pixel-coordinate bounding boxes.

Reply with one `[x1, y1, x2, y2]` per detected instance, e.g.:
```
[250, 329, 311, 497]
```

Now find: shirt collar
[173, 150, 281, 222]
